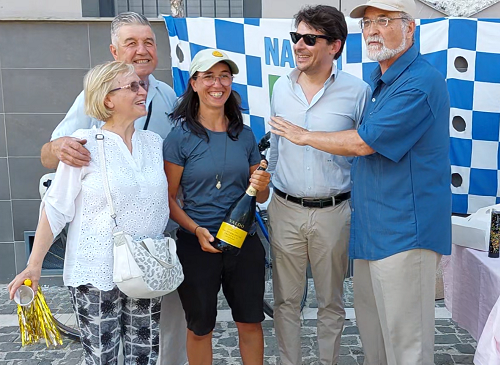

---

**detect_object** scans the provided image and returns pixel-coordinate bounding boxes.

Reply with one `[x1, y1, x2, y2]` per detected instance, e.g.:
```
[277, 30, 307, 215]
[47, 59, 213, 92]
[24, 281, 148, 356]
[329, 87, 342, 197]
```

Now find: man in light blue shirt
[38, 12, 186, 365]
[40, 13, 177, 169]
[267, 5, 370, 365]
[270, 0, 452, 363]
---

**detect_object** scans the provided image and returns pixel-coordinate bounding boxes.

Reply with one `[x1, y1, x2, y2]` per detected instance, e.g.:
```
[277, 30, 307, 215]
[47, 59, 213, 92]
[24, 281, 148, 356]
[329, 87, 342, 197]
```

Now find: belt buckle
[301, 198, 321, 208]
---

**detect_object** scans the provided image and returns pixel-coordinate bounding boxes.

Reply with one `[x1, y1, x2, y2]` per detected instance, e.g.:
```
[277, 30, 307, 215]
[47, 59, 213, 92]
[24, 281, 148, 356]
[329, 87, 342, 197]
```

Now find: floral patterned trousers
[69, 285, 162, 365]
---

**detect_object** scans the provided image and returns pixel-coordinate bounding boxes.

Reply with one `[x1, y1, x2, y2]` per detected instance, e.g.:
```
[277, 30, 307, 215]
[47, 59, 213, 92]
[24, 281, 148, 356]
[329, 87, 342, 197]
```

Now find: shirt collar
[287, 63, 338, 87]
[371, 43, 419, 86]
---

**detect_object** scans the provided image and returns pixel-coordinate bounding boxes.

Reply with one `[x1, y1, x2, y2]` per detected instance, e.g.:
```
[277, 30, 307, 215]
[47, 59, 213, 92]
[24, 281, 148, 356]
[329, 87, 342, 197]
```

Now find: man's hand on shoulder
[269, 116, 309, 146]
[41, 137, 90, 169]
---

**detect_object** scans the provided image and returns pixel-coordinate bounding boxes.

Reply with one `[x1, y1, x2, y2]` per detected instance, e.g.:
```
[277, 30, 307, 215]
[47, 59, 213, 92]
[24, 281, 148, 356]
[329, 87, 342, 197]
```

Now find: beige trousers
[353, 249, 441, 365]
[158, 290, 188, 365]
[268, 194, 351, 365]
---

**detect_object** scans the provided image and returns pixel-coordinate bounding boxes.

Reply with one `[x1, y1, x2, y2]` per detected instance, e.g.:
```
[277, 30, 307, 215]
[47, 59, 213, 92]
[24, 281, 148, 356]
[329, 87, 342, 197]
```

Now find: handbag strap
[95, 132, 118, 227]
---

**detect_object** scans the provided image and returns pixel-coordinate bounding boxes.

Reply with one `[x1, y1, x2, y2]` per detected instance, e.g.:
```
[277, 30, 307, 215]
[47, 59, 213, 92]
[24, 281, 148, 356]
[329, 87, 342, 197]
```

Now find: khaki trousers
[268, 194, 351, 365]
[353, 249, 441, 365]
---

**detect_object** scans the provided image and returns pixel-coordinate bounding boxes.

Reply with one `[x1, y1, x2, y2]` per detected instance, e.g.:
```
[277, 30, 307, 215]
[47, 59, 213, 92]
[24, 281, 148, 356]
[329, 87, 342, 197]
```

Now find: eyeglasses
[194, 74, 234, 87]
[359, 17, 405, 30]
[109, 80, 146, 93]
[290, 32, 333, 46]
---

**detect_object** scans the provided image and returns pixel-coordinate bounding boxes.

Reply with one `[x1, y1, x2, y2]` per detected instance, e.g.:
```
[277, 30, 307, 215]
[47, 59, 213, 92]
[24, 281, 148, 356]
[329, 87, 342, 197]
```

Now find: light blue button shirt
[268, 66, 371, 198]
[51, 75, 177, 140]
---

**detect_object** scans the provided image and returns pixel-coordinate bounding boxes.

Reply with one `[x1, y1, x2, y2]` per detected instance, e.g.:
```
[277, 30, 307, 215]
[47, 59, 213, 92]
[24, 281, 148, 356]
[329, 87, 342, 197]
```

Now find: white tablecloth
[442, 244, 500, 341]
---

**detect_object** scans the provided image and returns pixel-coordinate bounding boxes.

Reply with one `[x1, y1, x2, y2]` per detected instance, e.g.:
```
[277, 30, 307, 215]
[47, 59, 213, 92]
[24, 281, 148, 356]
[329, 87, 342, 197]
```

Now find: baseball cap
[350, 0, 416, 18]
[189, 49, 239, 77]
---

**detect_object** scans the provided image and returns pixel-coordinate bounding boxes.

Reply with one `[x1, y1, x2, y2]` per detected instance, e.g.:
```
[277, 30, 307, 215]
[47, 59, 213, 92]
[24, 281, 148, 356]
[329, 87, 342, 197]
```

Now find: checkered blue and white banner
[164, 16, 500, 215]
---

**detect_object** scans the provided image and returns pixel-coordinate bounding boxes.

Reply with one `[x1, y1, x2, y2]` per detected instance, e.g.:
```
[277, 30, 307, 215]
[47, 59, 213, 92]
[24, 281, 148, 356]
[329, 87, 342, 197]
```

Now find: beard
[365, 23, 408, 62]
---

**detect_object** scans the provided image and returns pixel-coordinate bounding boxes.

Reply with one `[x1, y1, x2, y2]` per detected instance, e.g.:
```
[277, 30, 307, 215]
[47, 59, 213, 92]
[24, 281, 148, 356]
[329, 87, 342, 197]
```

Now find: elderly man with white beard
[269, 0, 452, 364]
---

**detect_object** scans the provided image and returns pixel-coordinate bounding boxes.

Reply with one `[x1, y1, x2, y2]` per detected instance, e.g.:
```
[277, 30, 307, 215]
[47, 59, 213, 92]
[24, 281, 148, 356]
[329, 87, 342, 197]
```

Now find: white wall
[0, 0, 82, 18]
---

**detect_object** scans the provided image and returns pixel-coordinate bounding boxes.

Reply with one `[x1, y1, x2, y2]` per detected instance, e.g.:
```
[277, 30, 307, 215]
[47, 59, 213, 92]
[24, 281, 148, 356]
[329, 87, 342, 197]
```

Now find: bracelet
[194, 226, 200, 235]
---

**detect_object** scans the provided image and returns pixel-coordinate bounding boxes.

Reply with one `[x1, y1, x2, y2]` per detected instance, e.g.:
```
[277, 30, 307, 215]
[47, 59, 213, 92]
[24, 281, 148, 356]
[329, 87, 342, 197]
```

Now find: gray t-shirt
[163, 124, 261, 234]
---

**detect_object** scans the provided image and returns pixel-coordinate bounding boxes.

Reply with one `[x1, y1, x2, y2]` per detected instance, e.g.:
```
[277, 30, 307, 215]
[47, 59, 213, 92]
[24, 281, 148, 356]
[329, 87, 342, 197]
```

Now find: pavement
[0, 279, 477, 365]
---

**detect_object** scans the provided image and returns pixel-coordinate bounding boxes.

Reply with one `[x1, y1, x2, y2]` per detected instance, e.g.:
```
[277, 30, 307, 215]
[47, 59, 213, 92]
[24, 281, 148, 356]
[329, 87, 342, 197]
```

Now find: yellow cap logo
[212, 51, 223, 57]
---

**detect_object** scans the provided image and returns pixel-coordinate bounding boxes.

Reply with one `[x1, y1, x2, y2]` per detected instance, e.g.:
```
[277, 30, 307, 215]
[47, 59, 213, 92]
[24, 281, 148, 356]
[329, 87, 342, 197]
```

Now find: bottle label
[246, 186, 257, 196]
[216, 222, 247, 248]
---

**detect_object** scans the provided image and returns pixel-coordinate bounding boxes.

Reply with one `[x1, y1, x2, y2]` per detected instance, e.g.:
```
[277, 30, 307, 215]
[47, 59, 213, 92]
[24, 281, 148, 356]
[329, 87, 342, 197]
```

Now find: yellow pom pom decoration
[24, 279, 32, 286]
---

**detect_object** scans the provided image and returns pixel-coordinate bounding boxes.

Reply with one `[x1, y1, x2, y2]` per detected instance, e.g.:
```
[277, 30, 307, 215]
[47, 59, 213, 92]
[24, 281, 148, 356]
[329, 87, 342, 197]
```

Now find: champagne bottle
[213, 163, 267, 252]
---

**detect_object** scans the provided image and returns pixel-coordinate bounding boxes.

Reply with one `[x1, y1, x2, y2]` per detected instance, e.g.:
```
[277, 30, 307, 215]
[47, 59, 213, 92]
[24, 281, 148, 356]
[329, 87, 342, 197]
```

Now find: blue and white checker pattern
[164, 16, 500, 214]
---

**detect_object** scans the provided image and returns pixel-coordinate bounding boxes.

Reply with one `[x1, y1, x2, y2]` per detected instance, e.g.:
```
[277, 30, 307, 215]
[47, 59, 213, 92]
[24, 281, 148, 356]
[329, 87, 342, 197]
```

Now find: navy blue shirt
[350, 44, 452, 260]
[163, 124, 261, 235]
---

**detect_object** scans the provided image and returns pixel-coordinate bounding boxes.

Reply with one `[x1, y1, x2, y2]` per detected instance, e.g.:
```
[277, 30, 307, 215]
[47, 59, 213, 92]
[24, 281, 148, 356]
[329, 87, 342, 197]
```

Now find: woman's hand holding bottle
[195, 226, 222, 253]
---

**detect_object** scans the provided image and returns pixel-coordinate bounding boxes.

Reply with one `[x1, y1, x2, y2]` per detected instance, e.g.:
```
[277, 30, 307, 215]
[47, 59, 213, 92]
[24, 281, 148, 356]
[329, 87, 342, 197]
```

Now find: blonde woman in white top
[8, 61, 169, 365]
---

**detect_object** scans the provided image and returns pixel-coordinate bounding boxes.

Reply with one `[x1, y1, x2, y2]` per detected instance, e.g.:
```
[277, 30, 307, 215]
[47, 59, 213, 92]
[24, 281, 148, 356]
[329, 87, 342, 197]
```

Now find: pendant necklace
[208, 132, 228, 190]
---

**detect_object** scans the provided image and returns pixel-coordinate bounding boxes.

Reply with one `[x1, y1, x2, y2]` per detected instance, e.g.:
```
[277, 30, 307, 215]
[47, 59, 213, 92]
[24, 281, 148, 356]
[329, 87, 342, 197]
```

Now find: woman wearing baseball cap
[163, 49, 270, 365]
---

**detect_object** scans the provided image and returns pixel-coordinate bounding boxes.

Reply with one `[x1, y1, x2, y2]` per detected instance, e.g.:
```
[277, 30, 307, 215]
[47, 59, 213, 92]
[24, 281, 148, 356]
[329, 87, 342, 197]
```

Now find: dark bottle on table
[489, 209, 500, 258]
[213, 163, 267, 252]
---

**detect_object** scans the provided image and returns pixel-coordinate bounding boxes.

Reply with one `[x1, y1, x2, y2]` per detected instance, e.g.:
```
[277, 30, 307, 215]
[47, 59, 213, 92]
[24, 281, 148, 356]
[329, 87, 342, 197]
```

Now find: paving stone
[340, 336, 359, 346]
[5, 352, 34, 360]
[452, 354, 474, 364]
[339, 346, 350, 355]
[218, 337, 238, 348]
[436, 334, 460, 344]
[342, 327, 359, 335]
[0, 342, 21, 352]
[214, 348, 230, 357]
[434, 353, 454, 365]
[357, 356, 365, 365]
[338, 355, 358, 365]
[350, 346, 363, 355]
[454, 343, 475, 354]
[436, 326, 457, 334]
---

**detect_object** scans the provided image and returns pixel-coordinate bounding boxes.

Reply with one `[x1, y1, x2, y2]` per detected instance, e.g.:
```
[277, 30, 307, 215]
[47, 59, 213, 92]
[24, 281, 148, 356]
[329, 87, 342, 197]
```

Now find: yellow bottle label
[216, 222, 247, 248]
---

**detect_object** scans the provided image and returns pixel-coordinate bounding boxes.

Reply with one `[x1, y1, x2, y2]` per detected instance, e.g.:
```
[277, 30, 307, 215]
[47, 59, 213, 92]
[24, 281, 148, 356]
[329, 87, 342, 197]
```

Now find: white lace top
[42, 127, 169, 291]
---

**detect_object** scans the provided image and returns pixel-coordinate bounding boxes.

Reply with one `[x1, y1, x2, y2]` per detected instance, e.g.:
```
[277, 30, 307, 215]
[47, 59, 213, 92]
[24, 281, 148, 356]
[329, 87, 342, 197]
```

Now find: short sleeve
[163, 126, 187, 166]
[51, 91, 95, 141]
[42, 161, 84, 237]
[245, 128, 261, 166]
[358, 89, 433, 163]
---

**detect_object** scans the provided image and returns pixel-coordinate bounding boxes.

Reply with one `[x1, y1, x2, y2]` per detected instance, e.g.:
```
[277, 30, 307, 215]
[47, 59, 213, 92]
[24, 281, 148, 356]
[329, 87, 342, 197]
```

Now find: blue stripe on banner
[422, 50, 447, 78]
[414, 24, 421, 51]
[420, 18, 445, 25]
[478, 18, 500, 23]
[189, 43, 210, 60]
[476, 52, 500, 83]
[452, 194, 468, 214]
[470, 169, 498, 196]
[472, 111, 500, 141]
[246, 55, 262, 87]
[250, 116, 266, 141]
[171, 17, 188, 42]
[163, 16, 177, 37]
[232, 83, 249, 112]
[346, 33, 362, 64]
[215, 20, 245, 54]
[447, 79, 474, 110]
[244, 19, 260, 26]
[449, 19, 477, 51]
[450, 137, 472, 167]
[172, 68, 190, 97]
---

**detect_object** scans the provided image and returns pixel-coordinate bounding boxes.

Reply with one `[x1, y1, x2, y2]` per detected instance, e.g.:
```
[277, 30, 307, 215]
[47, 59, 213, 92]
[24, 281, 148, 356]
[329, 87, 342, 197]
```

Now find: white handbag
[96, 132, 184, 299]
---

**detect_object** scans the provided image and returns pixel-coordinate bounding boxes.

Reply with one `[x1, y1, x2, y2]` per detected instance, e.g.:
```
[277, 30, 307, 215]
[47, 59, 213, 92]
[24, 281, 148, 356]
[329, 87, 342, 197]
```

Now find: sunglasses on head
[109, 80, 146, 93]
[290, 32, 333, 46]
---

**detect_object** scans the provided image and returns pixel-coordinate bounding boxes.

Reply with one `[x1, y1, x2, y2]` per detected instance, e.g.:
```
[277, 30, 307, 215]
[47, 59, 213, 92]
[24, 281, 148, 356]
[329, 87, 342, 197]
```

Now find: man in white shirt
[39, 12, 186, 365]
[267, 5, 370, 365]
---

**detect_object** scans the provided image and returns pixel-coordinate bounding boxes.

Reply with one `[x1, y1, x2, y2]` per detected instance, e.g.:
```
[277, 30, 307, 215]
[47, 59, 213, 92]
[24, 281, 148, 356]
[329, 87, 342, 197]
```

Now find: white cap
[189, 49, 239, 77]
[350, 0, 416, 18]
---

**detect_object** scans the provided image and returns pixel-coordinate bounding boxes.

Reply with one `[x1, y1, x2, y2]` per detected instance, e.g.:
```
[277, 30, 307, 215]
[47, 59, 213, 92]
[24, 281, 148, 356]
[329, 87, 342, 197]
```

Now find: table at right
[442, 243, 500, 340]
